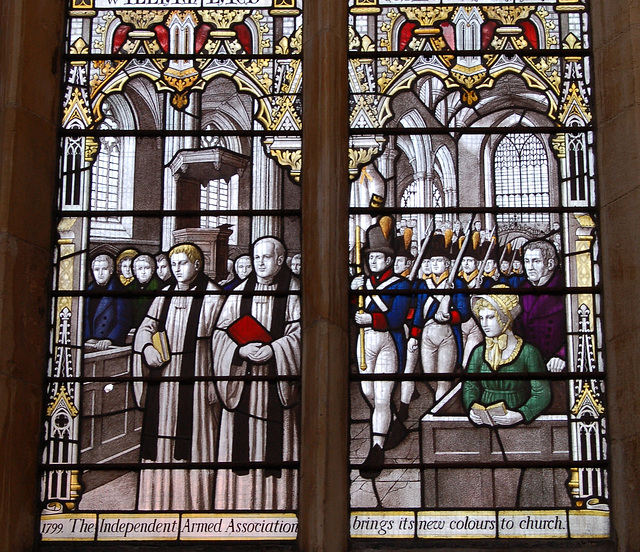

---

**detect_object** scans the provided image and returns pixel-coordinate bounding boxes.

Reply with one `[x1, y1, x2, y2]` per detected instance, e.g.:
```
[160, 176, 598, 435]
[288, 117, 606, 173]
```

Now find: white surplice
[211, 278, 301, 510]
[132, 281, 223, 511]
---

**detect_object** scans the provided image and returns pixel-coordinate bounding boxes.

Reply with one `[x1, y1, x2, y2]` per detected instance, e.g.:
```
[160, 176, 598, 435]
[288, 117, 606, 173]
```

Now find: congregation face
[120, 258, 133, 279]
[156, 257, 170, 280]
[484, 259, 497, 273]
[524, 248, 553, 285]
[290, 255, 301, 275]
[235, 256, 253, 280]
[368, 251, 392, 273]
[134, 258, 154, 285]
[92, 259, 113, 286]
[421, 258, 431, 275]
[171, 253, 200, 285]
[394, 256, 409, 274]
[429, 256, 449, 276]
[461, 256, 477, 274]
[254, 240, 284, 282]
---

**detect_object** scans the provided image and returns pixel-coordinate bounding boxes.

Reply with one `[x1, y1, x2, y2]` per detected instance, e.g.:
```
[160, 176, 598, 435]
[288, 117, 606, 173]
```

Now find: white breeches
[420, 320, 456, 375]
[357, 328, 396, 441]
[461, 317, 483, 369]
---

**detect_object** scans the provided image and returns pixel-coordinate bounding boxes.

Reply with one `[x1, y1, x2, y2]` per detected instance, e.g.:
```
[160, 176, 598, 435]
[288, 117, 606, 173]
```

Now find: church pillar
[0, 2, 63, 550]
[592, 0, 640, 548]
[162, 98, 198, 250]
[299, 0, 349, 549]
[376, 136, 397, 180]
[413, 171, 430, 243]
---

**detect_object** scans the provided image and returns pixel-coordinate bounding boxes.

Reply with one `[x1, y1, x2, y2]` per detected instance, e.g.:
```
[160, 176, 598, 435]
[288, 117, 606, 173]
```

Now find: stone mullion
[299, 0, 349, 550]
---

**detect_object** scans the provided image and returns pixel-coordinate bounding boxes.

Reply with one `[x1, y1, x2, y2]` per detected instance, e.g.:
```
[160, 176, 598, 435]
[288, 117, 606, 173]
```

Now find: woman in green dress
[463, 285, 551, 426]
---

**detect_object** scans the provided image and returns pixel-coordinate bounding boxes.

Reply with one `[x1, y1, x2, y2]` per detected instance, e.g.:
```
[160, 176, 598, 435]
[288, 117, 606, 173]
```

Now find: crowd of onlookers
[84, 247, 302, 351]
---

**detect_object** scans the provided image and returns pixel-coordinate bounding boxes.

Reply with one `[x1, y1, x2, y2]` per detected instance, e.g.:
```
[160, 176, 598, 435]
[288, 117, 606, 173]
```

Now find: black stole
[232, 266, 292, 478]
[140, 272, 209, 462]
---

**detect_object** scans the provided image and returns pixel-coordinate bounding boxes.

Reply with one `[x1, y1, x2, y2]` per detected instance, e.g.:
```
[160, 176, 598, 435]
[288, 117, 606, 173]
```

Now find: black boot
[359, 443, 384, 479]
[397, 401, 410, 423]
[384, 418, 409, 450]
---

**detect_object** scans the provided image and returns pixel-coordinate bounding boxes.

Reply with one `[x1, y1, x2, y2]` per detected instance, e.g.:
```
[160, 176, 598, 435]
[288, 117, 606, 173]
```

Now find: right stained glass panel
[348, 0, 609, 540]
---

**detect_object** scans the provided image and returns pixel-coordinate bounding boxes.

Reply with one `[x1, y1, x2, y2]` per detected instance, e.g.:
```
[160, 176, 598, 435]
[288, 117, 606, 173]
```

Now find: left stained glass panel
[41, 0, 302, 543]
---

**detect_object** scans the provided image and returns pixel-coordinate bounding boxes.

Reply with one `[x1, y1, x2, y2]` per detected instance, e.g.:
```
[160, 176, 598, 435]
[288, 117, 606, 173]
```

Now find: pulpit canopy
[169, 147, 250, 183]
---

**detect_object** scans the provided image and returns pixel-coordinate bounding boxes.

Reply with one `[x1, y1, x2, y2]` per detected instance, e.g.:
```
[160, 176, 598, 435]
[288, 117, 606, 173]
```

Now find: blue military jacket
[359, 268, 412, 372]
[410, 272, 472, 366]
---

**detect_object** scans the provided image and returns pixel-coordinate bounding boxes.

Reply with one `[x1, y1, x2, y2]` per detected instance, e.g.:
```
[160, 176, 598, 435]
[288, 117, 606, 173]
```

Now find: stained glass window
[41, 0, 302, 543]
[348, 0, 608, 541]
[495, 133, 551, 224]
[40, 0, 611, 546]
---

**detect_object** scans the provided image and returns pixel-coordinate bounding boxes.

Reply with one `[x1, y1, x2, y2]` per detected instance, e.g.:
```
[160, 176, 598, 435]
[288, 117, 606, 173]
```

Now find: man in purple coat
[513, 239, 566, 372]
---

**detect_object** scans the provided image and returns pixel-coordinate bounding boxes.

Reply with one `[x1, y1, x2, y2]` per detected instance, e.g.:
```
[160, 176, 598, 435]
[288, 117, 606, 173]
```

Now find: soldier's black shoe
[396, 401, 410, 423]
[359, 444, 384, 479]
[384, 418, 409, 450]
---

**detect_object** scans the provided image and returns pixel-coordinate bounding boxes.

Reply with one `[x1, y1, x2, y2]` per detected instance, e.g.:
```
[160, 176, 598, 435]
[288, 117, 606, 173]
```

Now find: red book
[227, 314, 273, 346]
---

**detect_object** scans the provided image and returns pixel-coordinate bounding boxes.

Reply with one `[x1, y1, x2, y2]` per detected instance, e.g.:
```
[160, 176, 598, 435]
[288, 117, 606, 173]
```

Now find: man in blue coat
[508, 247, 527, 288]
[409, 233, 471, 401]
[84, 253, 132, 350]
[351, 218, 412, 478]
[454, 233, 484, 368]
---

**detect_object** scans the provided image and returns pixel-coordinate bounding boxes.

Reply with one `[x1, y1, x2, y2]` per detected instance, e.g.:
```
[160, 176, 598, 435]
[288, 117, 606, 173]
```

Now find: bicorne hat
[453, 231, 482, 261]
[424, 231, 453, 259]
[394, 227, 414, 260]
[364, 216, 395, 257]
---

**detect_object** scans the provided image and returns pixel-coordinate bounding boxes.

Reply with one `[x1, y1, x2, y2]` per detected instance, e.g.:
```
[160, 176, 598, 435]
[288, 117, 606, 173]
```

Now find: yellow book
[470, 401, 507, 426]
[151, 331, 170, 363]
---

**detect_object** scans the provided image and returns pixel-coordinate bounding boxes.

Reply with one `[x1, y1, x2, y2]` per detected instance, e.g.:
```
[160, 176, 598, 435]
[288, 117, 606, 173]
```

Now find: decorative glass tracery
[92, 137, 120, 212]
[200, 176, 239, 238]
[90, 98, 136, 237]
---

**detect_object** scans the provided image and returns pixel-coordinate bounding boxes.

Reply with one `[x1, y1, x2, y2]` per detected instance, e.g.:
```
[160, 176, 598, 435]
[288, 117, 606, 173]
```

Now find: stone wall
[592, 1, 640, 549]
[0, 2, 62, 551]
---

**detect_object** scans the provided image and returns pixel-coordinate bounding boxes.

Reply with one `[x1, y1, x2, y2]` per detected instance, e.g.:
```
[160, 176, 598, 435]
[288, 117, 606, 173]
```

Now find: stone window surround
[0, 1, 637, 551]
